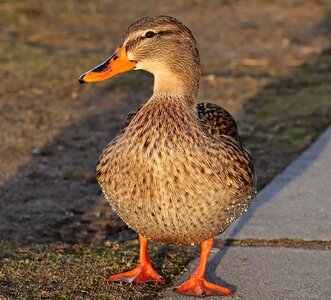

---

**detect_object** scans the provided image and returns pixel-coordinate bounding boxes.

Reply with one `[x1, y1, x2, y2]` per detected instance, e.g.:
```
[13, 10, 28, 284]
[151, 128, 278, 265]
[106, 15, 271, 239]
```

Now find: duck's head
[79, 16, 200, 97]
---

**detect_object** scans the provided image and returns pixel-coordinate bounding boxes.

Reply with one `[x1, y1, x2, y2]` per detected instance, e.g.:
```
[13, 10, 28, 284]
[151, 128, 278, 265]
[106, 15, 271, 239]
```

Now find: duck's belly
[98, 154, 253, 245]
[102, 188, 246, 245]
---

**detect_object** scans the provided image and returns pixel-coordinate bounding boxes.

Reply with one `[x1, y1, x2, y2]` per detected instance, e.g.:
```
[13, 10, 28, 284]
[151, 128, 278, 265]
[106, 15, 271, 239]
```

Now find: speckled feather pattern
[96, 96, 256, 245]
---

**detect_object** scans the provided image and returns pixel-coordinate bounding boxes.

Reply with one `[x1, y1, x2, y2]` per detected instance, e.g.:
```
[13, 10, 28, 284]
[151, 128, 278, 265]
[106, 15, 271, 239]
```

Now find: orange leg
[107, 235, 163, 283]
[174, 238, 233, 297]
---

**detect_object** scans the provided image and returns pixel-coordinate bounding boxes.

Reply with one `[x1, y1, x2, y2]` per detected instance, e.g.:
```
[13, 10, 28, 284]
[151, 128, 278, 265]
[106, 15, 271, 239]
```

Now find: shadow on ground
[0, 72, 153, 244]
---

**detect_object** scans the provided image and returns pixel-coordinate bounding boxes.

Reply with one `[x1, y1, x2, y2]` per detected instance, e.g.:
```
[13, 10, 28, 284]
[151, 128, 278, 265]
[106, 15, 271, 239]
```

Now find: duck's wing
[197, 102, 241, 143]
[197, 102, 255, 192]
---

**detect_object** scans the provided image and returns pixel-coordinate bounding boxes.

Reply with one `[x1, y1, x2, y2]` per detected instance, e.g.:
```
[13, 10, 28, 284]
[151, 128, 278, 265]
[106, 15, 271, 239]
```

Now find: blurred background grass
[0, 0, 331, 299]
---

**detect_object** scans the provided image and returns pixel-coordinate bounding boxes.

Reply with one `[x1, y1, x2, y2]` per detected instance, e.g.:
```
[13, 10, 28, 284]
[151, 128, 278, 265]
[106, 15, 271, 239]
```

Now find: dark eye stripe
[145, 31, 156, 38]
[126, 30, 173, 52]
[158, 30, 172, 36]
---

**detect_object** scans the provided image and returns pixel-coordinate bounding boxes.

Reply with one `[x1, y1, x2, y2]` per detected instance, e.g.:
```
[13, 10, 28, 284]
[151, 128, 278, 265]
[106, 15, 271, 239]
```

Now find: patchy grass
[215, 239, 331, 250]
[243, 52, 331, 187]
[0, 241, 196, 299]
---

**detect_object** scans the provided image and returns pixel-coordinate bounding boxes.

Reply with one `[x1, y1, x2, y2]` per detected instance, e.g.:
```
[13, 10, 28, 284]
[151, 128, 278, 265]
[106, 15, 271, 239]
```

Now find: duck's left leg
[174, 238, 233, 297]
[107, 234, 163, 283]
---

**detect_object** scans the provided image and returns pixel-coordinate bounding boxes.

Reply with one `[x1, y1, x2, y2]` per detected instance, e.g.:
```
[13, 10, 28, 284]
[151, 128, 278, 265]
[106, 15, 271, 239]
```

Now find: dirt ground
[1, 0, 331, 245]
[0, 0, 331, 298]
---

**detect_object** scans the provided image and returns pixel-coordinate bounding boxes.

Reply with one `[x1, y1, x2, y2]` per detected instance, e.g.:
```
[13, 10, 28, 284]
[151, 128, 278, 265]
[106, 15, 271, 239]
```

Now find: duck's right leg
[106, 234, 163, 283]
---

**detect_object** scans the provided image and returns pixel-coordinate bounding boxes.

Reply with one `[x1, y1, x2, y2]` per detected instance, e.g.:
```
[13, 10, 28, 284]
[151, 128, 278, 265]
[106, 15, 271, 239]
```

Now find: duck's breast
[96, 98, 255, 244]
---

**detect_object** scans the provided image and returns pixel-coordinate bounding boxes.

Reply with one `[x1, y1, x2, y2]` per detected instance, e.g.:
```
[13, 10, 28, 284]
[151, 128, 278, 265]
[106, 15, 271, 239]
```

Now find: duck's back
[196, 102, 240, 142]
[96, 98, 255, 245]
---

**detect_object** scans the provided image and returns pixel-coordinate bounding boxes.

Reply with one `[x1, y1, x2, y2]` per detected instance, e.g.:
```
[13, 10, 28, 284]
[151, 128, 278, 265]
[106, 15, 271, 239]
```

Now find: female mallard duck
[79, 16, 256, 297]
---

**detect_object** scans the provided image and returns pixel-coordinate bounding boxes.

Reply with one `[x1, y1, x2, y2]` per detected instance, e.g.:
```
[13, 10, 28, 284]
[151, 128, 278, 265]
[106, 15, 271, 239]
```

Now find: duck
[79, 16, 256, 297]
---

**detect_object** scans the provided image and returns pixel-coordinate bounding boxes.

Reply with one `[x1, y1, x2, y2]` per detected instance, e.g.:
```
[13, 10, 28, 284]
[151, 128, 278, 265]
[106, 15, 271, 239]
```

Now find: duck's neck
[152, 66, 200, 101]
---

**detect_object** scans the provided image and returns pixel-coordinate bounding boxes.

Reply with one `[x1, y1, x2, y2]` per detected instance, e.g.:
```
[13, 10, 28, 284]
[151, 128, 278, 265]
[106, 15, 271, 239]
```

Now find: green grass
[0, 241, 196, 299]
[243, 53, 331, 188]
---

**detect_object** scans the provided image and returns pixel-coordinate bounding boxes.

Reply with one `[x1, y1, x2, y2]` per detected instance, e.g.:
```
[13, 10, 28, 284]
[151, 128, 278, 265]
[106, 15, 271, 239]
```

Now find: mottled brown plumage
[196, 102, 240, 142]
[80, 15, 256, 295]
[121, 102, 240, 142]
[96, 96, 255, 245]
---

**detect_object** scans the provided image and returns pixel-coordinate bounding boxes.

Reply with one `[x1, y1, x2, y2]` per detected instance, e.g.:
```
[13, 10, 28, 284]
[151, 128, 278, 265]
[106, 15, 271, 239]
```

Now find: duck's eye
[145, 31, 156, 38]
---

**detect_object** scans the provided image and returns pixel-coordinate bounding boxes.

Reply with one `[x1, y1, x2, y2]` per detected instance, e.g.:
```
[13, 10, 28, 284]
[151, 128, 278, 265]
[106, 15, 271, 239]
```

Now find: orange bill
[79, 46, 136, 84]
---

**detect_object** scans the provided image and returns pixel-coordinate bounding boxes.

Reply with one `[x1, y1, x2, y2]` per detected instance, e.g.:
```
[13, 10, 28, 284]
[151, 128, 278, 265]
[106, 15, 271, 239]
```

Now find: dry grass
[0, 241, 196, 299]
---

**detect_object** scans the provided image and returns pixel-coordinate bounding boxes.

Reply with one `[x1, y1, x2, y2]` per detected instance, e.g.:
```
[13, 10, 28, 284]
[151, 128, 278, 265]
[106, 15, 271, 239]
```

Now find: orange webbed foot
[174, 274, 233, 297]
[106, 261, 163, 284]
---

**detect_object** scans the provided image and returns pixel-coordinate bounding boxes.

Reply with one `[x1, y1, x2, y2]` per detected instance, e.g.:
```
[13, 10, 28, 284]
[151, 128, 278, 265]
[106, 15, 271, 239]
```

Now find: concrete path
[162, 127, 331, 299]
